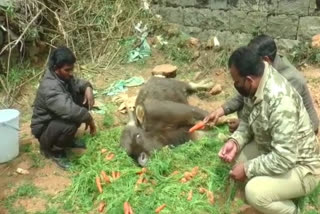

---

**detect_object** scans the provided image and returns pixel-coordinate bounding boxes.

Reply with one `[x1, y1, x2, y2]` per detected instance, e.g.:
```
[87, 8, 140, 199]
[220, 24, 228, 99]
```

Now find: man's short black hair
[248, 34, 277, 62]
[228, 46, 265, 77]
[48, 46, 76, 71]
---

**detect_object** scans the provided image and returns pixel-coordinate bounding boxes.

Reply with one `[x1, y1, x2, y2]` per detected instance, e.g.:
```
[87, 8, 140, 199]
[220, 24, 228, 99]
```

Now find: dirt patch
[33, 175, 70, 195]
[14, 197, 47, 213]
[0, 207, 8, 214]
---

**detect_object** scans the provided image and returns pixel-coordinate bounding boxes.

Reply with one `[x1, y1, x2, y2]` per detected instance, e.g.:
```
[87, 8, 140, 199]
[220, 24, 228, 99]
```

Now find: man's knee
[245, 177, 271, 209]
[49, 119, 78, 136]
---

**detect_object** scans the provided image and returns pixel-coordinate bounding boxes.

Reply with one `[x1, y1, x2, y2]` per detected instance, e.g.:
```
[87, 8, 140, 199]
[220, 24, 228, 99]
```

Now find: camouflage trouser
[237, 142, 320, 214]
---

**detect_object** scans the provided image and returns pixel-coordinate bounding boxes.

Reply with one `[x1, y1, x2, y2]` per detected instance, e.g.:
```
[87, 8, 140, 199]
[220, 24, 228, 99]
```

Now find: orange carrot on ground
[124, 202, 129, 214]
[105, 153, 115, 161]
[124, 202, 134, 214]
[137, 174, 144, 185]
[136, 167, 147, 175]
[98, 202, 106, 212]
[199, 187, 207, 194]
[115, 171, 121, 179]
[207, 191, 215, 205]
[187, 190, 193, 201]
[101, 171, 111, 183]
[180, 178, 188, 183]
[169, 170, 179, 176]
[142, 178, 148, 183]
[155, 204, 166, 213]
[96, 176, 103, 193]
[128, 203, 134, 214]
[101, 148, 108, 154]
[112, 171, 116, 179]
[188, 121, 205, 133]
[184, 172, 193, 180]
[191, 166, 199, 176]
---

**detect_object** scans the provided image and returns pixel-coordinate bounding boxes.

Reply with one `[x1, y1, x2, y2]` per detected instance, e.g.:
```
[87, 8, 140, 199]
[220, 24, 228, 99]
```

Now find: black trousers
[36, 92, 88, 155]
[38, 119, 80, 155]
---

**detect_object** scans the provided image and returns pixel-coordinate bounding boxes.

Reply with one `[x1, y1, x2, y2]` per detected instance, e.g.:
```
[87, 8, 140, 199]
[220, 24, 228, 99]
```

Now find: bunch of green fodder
[59, 126, 239, 213]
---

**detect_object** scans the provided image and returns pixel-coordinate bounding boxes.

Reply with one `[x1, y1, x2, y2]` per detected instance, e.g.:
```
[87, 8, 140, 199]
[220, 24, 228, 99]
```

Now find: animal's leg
[188, 79, 214, 91]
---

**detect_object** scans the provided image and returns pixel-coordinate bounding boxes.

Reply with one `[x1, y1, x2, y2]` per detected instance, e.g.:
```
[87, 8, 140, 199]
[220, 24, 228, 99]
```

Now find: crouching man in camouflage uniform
[220, 47, 320, 214]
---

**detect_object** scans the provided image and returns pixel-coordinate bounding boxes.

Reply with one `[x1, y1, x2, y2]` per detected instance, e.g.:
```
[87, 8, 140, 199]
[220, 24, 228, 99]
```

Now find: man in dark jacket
[31, 46, 96, 169]
[204, 35, 319, 134]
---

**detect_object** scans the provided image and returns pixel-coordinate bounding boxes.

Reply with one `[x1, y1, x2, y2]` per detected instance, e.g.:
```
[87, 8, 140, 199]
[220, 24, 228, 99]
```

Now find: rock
[209, 84, 222, 95]
[208, 0, 228, 10]
[188, 37, 201, 48]
[158, 7, 184, 25]
[162, 0, 196, 7]
[239, 0, 259, 11]
[312, 34, 320, 48]
[258, 0, 278, 12]
[152, 64, 177, 78]
[298, 17, 320, 40]
[229, 11, 267, 34]
[16, 168, 30, 175]
[278, 0, 309, 16]
[192, 50, 201, 60]
[267, 15, 299, 40]
[180, 26, 202, 39]
[184, 8, 229, 31]
[276, 39, 300, 51]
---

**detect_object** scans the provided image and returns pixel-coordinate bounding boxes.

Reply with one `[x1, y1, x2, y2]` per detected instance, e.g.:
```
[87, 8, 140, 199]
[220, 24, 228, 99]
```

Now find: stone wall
[151, 0, 320, 50]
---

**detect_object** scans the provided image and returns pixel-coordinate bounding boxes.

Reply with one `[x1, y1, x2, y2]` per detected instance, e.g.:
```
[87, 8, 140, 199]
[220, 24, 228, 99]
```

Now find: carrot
[105, 153, 115, 161]
[188, 121, 205, 133]
[128, 203, 134, 214]
[101, 171, 111, 183]
[124, 202, 134, 214]
[116, 171, 121, 179]
[180, 178, 188, 183]
[187, 190, 193, 201]
[96, 176, 103, 193]
[136, 167, 147, 175]
[169, 170, 179, 176]
[112, 171, 116, 179]
[101, 148, 108, 154]
[207, 191, 215, 205]
[155, 204, 166, 213]
[137, 174, 144, 185]
[184, 172, 193, 180]
[98, 202, 105, 212]
[191, 166, 199, 176]
[199, 187, 207, 194]
[124, 202, 129, 214]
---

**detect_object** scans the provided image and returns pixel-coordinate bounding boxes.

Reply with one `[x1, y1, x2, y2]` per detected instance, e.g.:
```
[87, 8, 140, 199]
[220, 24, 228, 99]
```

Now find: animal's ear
[138, 152, 148, 166]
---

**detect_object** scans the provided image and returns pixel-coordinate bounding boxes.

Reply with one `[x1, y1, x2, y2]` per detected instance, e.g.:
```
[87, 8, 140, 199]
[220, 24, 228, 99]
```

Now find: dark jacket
[31, 69, 92, 138]
[222, 54, 319, 132]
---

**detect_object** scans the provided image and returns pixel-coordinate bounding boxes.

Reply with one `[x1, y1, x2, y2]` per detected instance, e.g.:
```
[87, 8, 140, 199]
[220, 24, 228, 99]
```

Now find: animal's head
[120, 110, 150, 166]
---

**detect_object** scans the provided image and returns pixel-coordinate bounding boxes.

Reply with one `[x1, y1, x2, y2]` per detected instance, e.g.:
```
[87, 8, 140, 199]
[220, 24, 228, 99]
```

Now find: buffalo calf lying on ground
[120, 77, 212, 166]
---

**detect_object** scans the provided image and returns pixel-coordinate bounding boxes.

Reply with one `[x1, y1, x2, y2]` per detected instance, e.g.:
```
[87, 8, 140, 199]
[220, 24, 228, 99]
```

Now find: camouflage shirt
[222, 54, 319, 132]
[230, 63, 320, 179]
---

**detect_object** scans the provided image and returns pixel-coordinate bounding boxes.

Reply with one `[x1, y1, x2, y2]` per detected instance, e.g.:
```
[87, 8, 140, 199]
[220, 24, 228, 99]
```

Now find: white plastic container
[0, 109, 20, 163]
